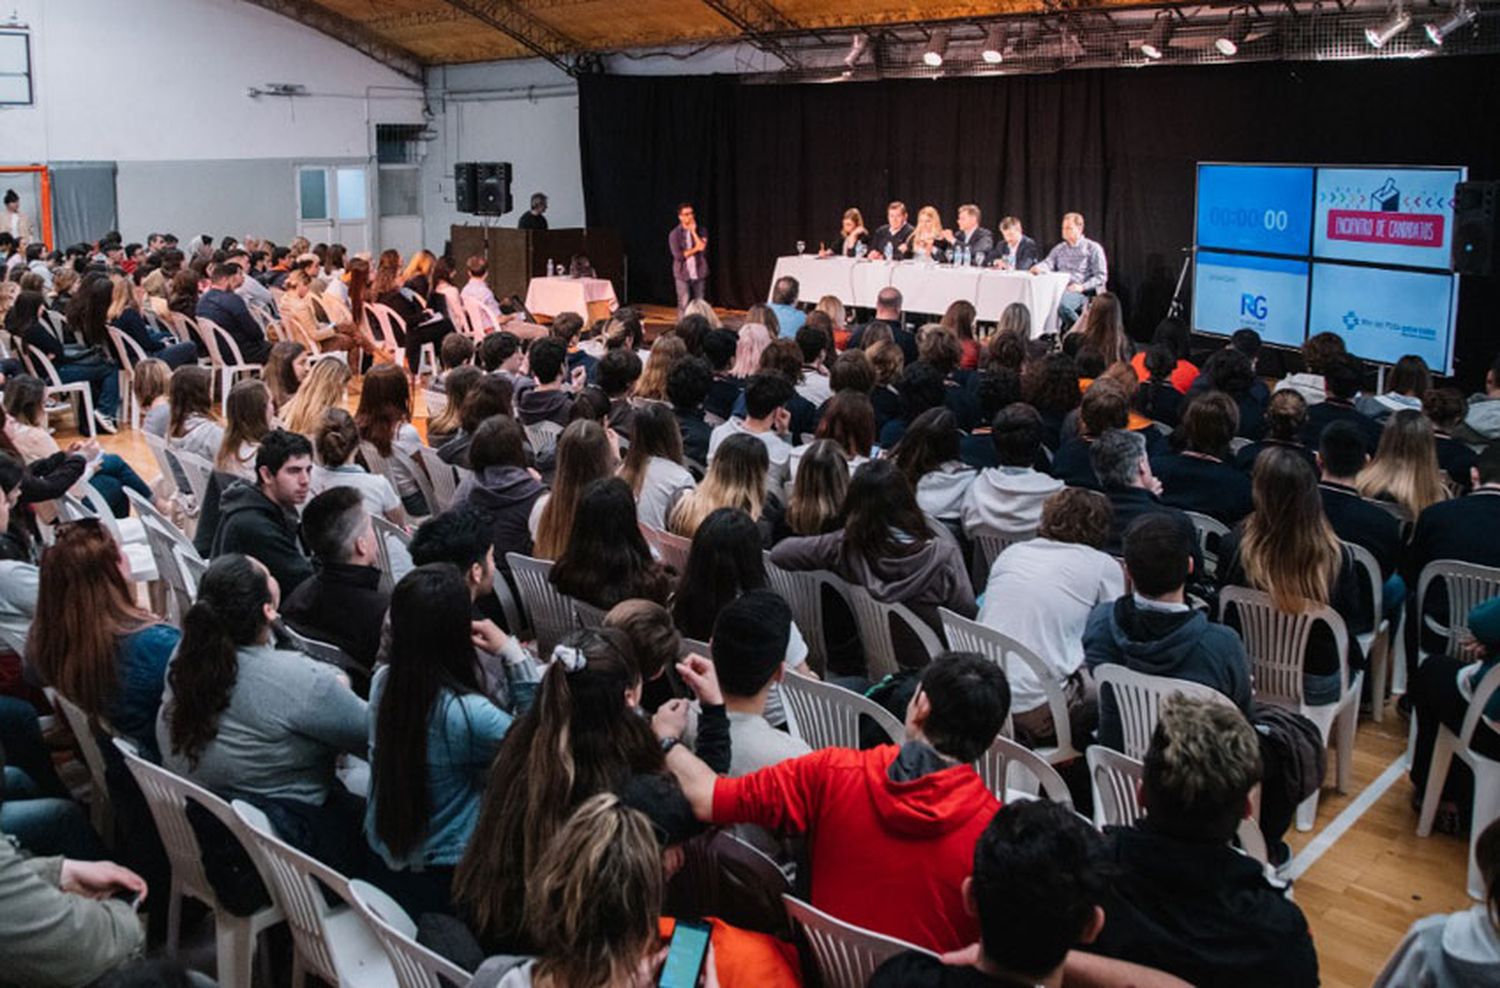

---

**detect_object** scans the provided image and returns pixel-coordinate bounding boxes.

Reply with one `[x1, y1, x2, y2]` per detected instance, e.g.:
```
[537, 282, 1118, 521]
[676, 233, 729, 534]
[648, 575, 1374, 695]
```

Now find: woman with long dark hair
[28, 520, 180, 758]
[215, 378, 272, 479]
[891, 407, 977, 523]
[371, 249, 454, 374]
[366, 564, 512, 916]
[105, 274, 198, 368]
[785, 439, 849, 537]
[261, 340, 308, 413]
[619, 402, 694, 530]
[5, 289, 119, 432]
[157, 554, 368, 869]
[356, 363, 428, 516]
[940, 299, 981, 371]
[551, 478, 672, 609]
[1063, 290, 1130, 364]
[166, 364, 224, 464]
[531, 420, 619, 560]
[1023, 352, 1082, 451]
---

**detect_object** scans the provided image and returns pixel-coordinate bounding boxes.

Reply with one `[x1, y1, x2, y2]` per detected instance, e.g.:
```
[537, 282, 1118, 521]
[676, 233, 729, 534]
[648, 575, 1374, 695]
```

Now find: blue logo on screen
[1240, 294, 1269, 319]
[1343, 310, 1360, 331]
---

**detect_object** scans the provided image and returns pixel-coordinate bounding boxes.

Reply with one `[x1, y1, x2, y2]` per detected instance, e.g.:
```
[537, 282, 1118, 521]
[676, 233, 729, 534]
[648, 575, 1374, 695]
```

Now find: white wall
[0, 0, 424, 241]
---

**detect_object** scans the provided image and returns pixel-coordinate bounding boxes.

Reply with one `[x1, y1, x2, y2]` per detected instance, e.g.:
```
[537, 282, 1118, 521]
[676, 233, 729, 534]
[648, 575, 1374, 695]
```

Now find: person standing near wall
[3, 190, 36, 246]
[669, 202, 709, 314]
[517, 193, 548, 230]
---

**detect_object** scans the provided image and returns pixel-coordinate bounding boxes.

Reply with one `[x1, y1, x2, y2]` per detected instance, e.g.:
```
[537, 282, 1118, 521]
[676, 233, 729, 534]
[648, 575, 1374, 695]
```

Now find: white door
[296, 165, 370, 252]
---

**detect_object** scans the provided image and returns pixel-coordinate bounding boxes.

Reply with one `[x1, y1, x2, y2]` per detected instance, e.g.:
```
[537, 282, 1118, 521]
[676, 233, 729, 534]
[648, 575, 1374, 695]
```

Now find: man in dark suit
[1401, 444, 1500, 672]
[196, 261, 271, 363]
[866, 201, 915, 260]
[1302, 355, 1383, 453]
[1317, 421, 1402, 581]
[992, 215, 1044, 271]
[848, 286, 917, 365]
[949, 204, 994, 264]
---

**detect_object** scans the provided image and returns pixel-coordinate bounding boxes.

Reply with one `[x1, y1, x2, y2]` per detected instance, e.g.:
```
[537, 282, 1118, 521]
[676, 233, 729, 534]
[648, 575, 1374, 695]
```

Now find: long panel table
[767, 255, 1070, 338]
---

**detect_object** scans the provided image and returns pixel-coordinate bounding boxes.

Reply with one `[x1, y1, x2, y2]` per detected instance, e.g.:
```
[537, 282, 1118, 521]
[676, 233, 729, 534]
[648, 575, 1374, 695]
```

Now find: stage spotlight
[981, 24, 1007, 64]
[1140, 13, 1175, 60]
[843, 32, 869, 69]
[1365, 5, 1412, 47]
[1425, 3, 1476, 44]
[1215, 10, 1251, 56]
[923, 28, 950, 67]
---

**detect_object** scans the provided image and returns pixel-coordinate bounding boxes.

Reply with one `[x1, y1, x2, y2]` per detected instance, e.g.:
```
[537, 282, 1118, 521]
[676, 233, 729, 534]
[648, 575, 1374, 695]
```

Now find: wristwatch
[660, 735, 682, 754]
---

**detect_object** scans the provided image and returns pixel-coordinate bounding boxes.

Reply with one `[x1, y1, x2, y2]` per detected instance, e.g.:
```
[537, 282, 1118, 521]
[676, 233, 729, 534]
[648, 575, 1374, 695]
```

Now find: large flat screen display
[1308, 262, 1456, 371]
[1313, 166, 1464, 269]
[1195, 164, 1315, 256]
[1192, 251, 1309, 348]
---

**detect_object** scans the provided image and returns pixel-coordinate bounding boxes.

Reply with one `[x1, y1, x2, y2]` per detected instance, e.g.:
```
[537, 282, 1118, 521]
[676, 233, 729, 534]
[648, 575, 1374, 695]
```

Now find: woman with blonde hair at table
[905, 205, 948, 261]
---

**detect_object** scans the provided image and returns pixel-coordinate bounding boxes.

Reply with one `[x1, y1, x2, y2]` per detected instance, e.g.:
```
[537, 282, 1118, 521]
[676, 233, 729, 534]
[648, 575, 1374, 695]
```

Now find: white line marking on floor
[1286, 754, 1408, 881]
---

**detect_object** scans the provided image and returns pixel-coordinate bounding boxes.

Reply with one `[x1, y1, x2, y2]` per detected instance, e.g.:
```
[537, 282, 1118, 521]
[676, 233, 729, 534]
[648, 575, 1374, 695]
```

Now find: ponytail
[163, 555, 271, 768]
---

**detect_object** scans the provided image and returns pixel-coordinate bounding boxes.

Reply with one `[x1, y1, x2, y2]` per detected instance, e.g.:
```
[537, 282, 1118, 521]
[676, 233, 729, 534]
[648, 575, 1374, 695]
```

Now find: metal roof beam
[700, 0, 803, 65]
[437, 0, 584, 74]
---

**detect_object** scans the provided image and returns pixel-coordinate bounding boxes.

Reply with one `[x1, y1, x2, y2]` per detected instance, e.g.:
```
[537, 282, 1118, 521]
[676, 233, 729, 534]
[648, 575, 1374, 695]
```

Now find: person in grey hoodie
[1457, 352, 1500, 448]
[769, 459, 976, 634]
[1084, 513, 1252, 752]
[513, 337, 574, 426]
[452, 415, 546, 566]
[962, 403, 1065, 538]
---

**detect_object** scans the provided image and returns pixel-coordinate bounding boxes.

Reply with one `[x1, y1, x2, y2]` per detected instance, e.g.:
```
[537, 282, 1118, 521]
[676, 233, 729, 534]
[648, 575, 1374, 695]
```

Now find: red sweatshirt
[711, 744, 999, 952]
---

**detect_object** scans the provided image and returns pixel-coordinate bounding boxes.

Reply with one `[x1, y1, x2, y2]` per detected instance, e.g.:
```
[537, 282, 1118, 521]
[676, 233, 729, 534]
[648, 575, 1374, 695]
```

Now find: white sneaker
[93, 411, 118, 435]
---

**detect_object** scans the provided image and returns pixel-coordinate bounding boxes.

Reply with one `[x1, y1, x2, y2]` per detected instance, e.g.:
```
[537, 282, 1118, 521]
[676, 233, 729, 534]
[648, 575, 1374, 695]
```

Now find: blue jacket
[113, 624, 182, 762]
[196, 289, 270, 364]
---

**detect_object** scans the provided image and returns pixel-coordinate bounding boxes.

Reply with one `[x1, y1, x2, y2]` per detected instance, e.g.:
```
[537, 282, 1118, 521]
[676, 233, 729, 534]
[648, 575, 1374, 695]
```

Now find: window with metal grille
[0, 30, 33, 106]
[376, 124, 425, 165]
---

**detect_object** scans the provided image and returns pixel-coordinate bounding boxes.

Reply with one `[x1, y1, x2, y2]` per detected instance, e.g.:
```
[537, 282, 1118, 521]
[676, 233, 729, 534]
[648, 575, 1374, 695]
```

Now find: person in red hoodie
[665, 652, 1009, 953]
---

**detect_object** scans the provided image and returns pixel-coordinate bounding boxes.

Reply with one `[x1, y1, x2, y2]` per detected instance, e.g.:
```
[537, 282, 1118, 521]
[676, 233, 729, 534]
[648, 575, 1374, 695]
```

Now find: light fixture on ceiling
[1140, 13, 1175, 60]
[1365, 4, 1412, 47]
[1215, 9, 1251, 56]
[923, 28, 950, 67]
[1425, 2, 1476, 44]
[843, 32, 869, 70]
[981, 24, 1008, 64]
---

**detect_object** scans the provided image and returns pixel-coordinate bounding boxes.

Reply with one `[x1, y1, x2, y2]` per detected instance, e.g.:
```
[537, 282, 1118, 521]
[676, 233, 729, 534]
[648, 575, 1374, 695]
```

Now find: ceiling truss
[436, 0, 584, 73]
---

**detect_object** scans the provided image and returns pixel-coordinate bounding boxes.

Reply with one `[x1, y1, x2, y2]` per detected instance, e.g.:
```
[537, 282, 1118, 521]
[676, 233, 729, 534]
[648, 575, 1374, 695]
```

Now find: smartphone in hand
[657, 919, 712, 988]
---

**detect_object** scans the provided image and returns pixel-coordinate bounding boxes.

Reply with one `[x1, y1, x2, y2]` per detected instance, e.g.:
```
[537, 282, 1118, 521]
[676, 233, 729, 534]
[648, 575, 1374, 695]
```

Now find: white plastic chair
[973, 734, 1073, 806]
[194, 317, 263, 412]
[1092, 664, 1244, 761]
[139, 515, 196, 622]
[45, 689, 114, 842]
[281, 623, 364, 684]
[523, 419, 565, 459]
[1184, 510, 1231, 580]
[420, 388, 448, 424]
[173, 449, 216, 516]
[779, 673, 903, 751]
[839, 578, 945, 679]
[60, 482, 156, 583]
[966, 528, 1036, 590]
[1220, 586, 1363, 831]
[371, 516, 414, 593]
[415, 445, 461, 514]
[782, 894, 936, 988]
[1416, 662, 1500, 900]
[363, 302, 407, 358]
[1414, 560, 1500, 660]
[106, 326, 149, 431]
[231, 800, 398, 988]
[765, 564, 850, 678]
[505, 552, 580, 658]
[24, 343, 96, 437]
[462, 295, 500, 340]
[113, 739, 283, 988]
[176, 544, 208, 601]
[940, 609, 1079, 765]
[1345, 541, 1392, 722]
[348, 879, 471, 988]
[640, 523, 692, 574]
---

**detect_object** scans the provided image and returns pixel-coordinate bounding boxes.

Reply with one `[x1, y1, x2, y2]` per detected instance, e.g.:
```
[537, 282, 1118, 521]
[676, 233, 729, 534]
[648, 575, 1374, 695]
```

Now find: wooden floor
[79, 415, 1475, 988]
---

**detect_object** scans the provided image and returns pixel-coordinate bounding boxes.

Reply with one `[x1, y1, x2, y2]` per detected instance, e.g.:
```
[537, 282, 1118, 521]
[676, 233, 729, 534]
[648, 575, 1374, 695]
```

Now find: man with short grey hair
[519, 192, 549, 231]
[1089, 429, 1199, 569]
[1032, 211, 1107, 330]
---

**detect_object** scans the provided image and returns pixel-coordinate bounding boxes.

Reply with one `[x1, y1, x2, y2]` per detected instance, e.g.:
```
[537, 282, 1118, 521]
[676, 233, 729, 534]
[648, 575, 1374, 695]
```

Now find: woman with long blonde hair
[785, 439, 849, 536]
[729, 323, 772, 378]
[281, 357, 352, 437]
[1219, 446, 1366, 704]
[1356, 409, 1451, 520]
[667, 433, 770, 539]
[906, 205, 946, 259]
[531, 420, 619, 560]
[682, 298, 721, 329]
[633, 334, 685, 404]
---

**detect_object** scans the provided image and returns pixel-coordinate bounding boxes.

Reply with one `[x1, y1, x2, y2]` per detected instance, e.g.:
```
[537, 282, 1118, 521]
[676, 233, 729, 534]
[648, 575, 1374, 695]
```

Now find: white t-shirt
[977, 538, 1124, 713]
[311, 463, 401, 520]
[635, 456, 696, 531]
[708, 418, 791, 498]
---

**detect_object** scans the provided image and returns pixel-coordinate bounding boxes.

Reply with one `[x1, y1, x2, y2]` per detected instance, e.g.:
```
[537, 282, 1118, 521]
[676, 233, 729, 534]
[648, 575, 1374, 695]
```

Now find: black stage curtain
[579, 55, 1500, 386]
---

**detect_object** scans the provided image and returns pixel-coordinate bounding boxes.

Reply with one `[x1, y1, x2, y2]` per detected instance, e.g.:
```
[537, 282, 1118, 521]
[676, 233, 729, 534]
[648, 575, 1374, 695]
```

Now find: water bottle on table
[884, 241, 893, 262]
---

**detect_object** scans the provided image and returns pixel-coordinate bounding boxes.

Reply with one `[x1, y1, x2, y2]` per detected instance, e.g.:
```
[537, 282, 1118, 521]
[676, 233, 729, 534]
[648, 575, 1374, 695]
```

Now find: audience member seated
[669, 432, 775, 544]
[621, 403, 696, 531]
[1197, 346, 1266, 441]
[261, 341, 306, 414]
[981, 488, 1123, 748]
[456, 628, 728, 953]
[1051, 379, 1129, 489]
[438, 374, 514, 469]
[787, 389, 874, 485]
[513, 337, 573, 427]
[783, 439, 849, 538]
[708, 373, 794, 501]
[366, 564, 513, 918]
[452, 415, 546, 564]
[1150, 391, 1253, 525]
[594, 348, 642, 439]
[961, 403, 1064, 538]
[665, 652, 1007, 952]
[478, 331, 527, 388]
[431, 333, 474, 392]
[1135, 344, 1185, 428]
[406, 508, 540, 711]
[0, 840, 148, 988]
[1303, 355, 1382, 453]
[701, 328, 743, 422]
[1089, 429, 1200, 568]
[1233, 388, 1313, 473]
[527, 416, 611, 550]
[867, 340, 906, 432]
[1456, 352, 1500, 447]
[894, 407, 978, 524]
[917, 325, 981, 430]
[794, 319, 834, 405]
[280, 486, 389, 677]
[711, 591, 812, 775]
[309, 408, 404, 525]
[157, 553, 368, 873]
[425, 365, 481, 450]
[29, 520, 181, 760]
[132, 358, 172, 439]
[1023, 352, 1082, 453]
[0, 692, 104, 861]
[1218, 447, 1367, 705]
[551, 478, 672, 609]
[165, 365, 224, 466]
[196, 262, 271, 363]
[851, 286, 917, 364]
[633, 335, 685, 405]
[1373, 816, 1500, 985]
[1317, 421, 1403, 591]
[1355, 408, 1450, 521]
[771, 459, 977, 634]
[354, 363, 430, 516]
[280, 356, 352, 439]
[214, 378, 271, 480]
[1086, 696, 1318, 987]
[1132, 317, 1197, 393]
[1085, 514, 1252, 752]
[1356, 353, 1429, 422]
[1276, 330, 1347, 406]
[209, 429, 315, 595]
[6, 290, 121, 432]
[880, 360, 949, 448]
[602, 599, 684, 714]
[371, 249, 454, 374]
[667, 356, 714, 468]
[1423, 387, 1478, 495]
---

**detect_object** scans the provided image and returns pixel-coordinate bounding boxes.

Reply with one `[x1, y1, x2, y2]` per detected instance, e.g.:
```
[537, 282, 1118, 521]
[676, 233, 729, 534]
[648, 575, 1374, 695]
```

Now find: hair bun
[550, 644, 586, 673]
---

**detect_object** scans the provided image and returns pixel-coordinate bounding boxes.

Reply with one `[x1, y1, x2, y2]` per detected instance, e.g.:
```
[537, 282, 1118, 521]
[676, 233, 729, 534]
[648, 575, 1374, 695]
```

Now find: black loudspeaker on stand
[1452, 180, 1498, 276]
[453, 161, 513, 217]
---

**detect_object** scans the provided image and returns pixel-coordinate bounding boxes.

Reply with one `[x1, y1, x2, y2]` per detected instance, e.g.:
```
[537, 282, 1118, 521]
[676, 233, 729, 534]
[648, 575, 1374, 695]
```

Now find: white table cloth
[524, 276, 619, 319]
[767, 255, 1071, 338]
